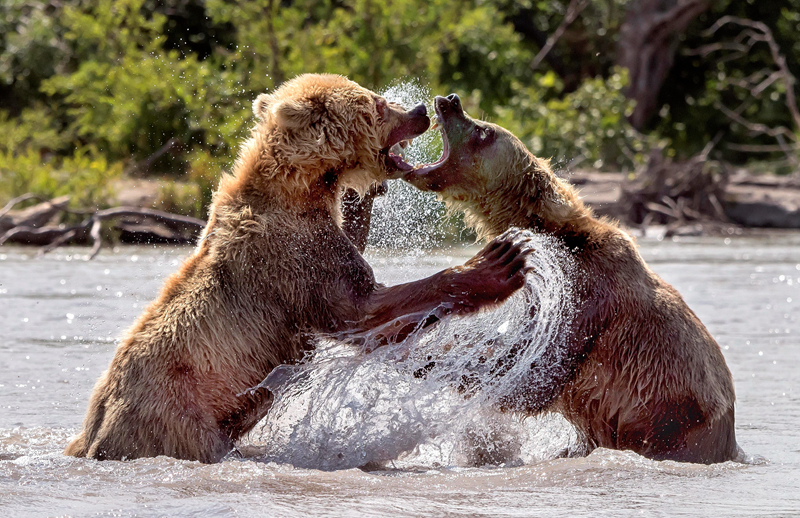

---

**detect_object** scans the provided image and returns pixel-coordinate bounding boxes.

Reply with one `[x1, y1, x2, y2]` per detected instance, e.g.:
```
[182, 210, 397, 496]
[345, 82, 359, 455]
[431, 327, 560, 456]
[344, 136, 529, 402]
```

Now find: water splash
[366, 81, 449, 251]
[246, 233, 580, 470]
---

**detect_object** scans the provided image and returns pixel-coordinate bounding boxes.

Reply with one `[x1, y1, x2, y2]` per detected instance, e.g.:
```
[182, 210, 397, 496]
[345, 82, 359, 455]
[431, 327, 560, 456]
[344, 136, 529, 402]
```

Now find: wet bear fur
[65, 76, 529, 463]
[404, 95, 740, 464]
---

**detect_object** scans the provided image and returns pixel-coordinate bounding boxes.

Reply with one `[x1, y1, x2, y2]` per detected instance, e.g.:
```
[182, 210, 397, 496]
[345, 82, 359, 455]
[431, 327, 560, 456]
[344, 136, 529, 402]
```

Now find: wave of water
[245, 233, 580, 470]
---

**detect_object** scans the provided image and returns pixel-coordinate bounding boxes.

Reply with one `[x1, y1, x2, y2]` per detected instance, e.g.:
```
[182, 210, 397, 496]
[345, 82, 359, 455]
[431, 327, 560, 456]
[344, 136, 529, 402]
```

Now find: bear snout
[446, 93, 461, 107]
[435, 94, 463, 116]
[409, 103, 427, 117]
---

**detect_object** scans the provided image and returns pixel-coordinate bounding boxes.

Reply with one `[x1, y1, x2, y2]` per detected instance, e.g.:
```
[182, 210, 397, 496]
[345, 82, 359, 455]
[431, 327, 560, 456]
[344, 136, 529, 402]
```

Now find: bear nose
[446, 94, 461, 111]
[409, 103, 427, 117]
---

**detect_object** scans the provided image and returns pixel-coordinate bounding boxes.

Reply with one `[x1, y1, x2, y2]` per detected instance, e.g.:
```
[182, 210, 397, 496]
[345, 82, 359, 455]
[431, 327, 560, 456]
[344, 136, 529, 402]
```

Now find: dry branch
[0, 195, 206, 258]
[0, 193, 46, 219]
[620, 150, 733, 236]
[701, 16, 800, 131]
[690, 16, 800, 167]
[530, 0, 590, 72]
[0, 195, 72, 234]
[123, 137, 182, 176]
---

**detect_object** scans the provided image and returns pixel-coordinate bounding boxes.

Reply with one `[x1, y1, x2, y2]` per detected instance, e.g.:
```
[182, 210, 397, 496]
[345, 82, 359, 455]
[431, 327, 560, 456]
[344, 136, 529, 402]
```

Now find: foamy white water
[367, 82, 452, 251]
[247, 233, 580, 470]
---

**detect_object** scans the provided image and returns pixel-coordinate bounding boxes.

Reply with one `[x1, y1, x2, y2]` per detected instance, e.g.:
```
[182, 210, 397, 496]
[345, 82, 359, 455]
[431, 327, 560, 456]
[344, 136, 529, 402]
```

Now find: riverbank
[3, 170, 800, 249]
[572, 170, 800, 235]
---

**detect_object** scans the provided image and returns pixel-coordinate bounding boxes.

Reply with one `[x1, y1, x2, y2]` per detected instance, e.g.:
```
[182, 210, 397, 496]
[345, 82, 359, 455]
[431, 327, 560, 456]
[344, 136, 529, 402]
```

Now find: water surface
[1, 233, 799, 516]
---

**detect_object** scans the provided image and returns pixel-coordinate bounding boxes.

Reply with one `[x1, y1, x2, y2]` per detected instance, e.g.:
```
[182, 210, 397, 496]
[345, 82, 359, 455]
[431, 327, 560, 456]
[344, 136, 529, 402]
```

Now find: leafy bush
[0, 107, 69, 154]
[494, 69, 658, 171]
[39, 0, 249, 165]
[1, 0, 796, 221]
[0, 146, 122, 209]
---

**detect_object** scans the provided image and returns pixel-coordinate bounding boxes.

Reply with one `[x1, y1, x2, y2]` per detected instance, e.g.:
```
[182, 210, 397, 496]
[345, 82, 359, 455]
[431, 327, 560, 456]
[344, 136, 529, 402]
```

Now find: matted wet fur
[403, 94, 740, 464]
[65, 76, 532, 463]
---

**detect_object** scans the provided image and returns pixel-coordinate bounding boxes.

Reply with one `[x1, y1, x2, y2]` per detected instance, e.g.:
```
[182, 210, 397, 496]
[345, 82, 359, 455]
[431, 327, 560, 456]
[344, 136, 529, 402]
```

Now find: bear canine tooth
[390, 142, 406, 158]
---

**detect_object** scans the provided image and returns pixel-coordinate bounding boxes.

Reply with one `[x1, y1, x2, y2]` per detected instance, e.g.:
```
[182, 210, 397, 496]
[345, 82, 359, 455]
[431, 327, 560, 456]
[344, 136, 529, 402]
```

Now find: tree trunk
[617, 0, 711, 129]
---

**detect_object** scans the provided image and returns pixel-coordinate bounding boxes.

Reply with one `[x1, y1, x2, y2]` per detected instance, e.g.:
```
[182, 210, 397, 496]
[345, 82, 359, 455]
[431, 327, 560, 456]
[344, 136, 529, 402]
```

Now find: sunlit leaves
[495, 68, 656, 170]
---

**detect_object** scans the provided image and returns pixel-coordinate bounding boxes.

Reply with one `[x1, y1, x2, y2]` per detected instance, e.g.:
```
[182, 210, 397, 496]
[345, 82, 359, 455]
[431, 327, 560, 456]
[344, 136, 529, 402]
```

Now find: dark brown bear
[403, 93, 740, 464]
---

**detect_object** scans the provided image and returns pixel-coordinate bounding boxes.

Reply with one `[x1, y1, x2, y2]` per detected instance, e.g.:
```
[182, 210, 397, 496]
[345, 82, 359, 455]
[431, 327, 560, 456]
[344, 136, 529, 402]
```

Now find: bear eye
[476, 126, 494, 144]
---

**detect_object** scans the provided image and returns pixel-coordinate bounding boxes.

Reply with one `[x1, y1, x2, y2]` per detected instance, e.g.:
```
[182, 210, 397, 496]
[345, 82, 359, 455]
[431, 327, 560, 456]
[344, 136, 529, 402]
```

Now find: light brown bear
[403, 94, 740, 464]
[64, 76, 532, 463]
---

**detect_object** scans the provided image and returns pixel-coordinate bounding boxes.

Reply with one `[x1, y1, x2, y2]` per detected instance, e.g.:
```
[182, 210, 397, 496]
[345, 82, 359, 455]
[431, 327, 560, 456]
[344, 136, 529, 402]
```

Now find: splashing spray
[246, 233, 580, 470]
[366, 81, 449, 251]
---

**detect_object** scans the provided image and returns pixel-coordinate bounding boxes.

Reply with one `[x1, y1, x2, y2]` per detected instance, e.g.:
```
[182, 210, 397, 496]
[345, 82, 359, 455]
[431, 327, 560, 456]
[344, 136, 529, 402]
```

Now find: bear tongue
[389, 153, 413, 172]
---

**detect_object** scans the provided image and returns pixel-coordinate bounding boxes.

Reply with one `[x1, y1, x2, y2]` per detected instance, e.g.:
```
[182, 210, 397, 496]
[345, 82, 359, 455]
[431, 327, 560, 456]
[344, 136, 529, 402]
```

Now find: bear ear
[270, 98, 324, 130]
[253, 93, 275, 120]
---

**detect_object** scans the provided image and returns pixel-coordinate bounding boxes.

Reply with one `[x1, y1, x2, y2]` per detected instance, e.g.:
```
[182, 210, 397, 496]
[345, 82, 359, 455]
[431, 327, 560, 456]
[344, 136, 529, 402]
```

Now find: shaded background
[1, 0, 798, 221]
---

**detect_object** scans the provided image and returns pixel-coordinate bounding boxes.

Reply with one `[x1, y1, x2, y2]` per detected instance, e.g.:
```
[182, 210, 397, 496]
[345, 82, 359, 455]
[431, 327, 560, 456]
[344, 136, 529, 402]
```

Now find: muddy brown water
[1, 233, 799, 517]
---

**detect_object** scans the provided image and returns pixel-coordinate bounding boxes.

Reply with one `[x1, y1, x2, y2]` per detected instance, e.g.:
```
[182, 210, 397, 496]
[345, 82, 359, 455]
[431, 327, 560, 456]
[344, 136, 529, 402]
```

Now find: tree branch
[617, 0, 711, 128]
[530, 0, 590, 72]
[701, 16, 800, 134]
[0, 193, 44, 219]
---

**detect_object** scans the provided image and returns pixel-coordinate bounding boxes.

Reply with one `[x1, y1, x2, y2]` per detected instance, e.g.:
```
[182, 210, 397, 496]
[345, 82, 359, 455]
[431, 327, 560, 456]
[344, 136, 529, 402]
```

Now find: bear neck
[228, 137, 343, 220]
[462, 159, 596, 243]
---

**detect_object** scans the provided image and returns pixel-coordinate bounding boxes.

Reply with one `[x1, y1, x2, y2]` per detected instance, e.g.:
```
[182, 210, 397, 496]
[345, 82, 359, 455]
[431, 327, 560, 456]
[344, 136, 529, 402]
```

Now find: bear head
[248, 74, 429, 196]
[403, 93, 580, 238]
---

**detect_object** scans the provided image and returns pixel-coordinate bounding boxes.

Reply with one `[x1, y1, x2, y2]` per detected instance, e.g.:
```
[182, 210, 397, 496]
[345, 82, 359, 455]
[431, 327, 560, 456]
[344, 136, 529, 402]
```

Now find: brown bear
[402, 93, 740, 464]
[64, 76, 533, 463]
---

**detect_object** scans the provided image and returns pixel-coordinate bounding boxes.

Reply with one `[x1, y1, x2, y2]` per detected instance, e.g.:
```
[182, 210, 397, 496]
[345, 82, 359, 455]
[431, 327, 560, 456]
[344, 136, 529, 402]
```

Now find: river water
[1, 232, 799, 517]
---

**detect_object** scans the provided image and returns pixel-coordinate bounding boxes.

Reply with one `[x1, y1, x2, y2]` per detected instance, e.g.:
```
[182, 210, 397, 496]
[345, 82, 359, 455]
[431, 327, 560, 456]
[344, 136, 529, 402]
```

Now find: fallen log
[0, 195, 206, 259]
[0, 195, 72, 234]
[570, 164, 800, 234]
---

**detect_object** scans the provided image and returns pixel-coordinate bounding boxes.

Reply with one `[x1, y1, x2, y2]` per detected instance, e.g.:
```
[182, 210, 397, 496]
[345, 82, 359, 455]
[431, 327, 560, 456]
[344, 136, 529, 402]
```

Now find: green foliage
[186, 149, 225, 217]
[39, 0, 248, 164]
[0, 106, 69, 153]
[495, 69, 656, 170]
[0, 146, 122, 208]
[437, 3, 534, 110]
[0, 0, 69, 112]
[153, 150, 226, 219]
[655, 0, 800, 162]
[1, 0, 796, 217]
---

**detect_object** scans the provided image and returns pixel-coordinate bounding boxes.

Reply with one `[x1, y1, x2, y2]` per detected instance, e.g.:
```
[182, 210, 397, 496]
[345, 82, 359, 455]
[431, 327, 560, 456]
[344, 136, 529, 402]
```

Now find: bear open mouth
[381, 139, 415, 173]
[410, 112, 450, 176]
[380, 103, 430, 175]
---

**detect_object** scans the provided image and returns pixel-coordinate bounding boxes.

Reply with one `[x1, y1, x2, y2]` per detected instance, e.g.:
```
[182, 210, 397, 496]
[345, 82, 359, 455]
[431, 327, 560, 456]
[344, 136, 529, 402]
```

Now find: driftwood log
[3, 169, 798, 258]
[0, 186, 384, 259]
[0, 194, 72, 234]
[573, 159, 800, 236]
[0, 195, 206, 259]
[620, 150, 732, 236]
